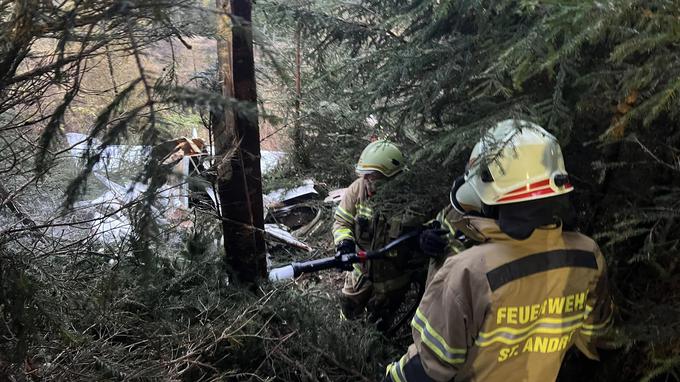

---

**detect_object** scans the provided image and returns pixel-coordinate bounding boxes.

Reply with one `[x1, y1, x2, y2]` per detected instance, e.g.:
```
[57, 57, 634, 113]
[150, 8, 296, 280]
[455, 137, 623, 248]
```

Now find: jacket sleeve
[434, 205, 465, 255]
[574, 245, 615, 360]
[425, 206, 466, 287]
[332, 180, 359, 245]
[386, 262, 473, 381]
[438, 204, 487, 244]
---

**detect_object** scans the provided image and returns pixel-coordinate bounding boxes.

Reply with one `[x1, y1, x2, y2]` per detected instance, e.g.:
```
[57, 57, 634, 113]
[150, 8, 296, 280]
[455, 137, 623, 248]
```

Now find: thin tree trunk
[292, 22, 307, 167]
[212, 0, 266, 284]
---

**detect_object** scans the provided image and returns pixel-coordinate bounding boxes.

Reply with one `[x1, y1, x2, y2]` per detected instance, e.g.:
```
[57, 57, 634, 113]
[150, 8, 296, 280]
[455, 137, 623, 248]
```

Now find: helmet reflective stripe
[356, 140, 405, 178]
[465, 119, 573, 206]
[496, 178, 573, 203]
[356, 163, 391, 174]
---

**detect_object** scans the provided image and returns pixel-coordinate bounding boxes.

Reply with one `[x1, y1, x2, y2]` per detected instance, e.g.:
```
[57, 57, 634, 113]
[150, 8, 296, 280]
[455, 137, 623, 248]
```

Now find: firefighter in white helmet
[333, 140, 447, 330]
[385, 119, 614, 381]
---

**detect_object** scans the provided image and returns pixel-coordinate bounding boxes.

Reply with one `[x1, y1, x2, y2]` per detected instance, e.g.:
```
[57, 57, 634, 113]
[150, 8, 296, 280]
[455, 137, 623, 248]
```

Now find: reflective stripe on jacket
[386, 217, 614, 382]
[332, 178, 373, 246]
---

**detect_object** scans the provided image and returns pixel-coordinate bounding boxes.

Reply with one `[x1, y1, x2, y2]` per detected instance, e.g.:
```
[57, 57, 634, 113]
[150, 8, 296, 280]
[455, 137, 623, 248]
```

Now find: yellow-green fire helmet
[355, 140, 405, 178]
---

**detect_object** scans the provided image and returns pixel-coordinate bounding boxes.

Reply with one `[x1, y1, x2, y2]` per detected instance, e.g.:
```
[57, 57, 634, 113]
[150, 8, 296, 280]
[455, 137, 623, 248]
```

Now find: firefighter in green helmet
[333, 140, 449, 330]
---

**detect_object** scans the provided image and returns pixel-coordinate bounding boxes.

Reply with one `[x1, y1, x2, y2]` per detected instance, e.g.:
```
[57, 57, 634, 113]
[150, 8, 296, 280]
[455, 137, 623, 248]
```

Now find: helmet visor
[450, 176, 482, 214]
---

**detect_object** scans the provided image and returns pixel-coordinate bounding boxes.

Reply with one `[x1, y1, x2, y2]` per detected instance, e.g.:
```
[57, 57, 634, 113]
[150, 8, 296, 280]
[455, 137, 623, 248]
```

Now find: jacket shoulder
[563, 231, 607, 269]
[424, 244, 493, 339]
[345, 178, 363, 192]
[563, 231, 600, 251]
[432, 245, 493, 301]
[340, 178, 364, 203]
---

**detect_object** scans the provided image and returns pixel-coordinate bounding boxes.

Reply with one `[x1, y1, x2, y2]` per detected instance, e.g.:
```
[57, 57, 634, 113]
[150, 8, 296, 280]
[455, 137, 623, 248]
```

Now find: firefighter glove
[419, 229, 449, 257]
[336, 239, 356, 255]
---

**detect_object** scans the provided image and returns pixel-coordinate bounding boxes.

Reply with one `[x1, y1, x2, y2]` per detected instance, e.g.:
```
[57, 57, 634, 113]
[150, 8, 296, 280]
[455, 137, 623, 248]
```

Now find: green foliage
[1, 0, 679, 380]
[255, 0, 680, 380]
[640, 356, 680, 382]
[0, 225, 393, 381]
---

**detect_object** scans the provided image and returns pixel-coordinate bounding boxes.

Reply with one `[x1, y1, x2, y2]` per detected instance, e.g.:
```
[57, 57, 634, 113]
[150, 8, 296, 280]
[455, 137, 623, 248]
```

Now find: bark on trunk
[212, 0, 266, 284]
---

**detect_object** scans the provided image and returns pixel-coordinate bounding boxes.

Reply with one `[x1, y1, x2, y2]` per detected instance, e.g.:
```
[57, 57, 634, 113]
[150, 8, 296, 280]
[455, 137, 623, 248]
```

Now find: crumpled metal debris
[65, 133, 290, 247]
[324, 188, 346, 204]
[264, 179, 322, 235]
[265, 223, 312, 252]
[264, 179, 319, 208]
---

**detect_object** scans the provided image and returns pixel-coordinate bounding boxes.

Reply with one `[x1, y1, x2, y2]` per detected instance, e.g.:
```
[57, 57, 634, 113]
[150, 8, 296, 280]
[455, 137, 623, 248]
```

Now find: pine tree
[255, 0, 680, 379]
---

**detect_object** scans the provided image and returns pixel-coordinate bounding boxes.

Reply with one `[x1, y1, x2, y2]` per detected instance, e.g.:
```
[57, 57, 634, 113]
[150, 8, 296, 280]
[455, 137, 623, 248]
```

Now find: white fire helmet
[451, 119, 573, 213]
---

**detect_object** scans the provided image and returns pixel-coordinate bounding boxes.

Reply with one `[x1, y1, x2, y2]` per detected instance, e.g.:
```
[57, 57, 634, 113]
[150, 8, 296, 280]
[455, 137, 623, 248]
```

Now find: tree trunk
[213, 0, 266, 284]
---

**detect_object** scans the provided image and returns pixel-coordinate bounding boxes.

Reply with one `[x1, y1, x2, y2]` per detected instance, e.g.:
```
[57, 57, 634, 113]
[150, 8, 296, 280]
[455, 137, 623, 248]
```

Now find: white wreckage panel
[264, 224, 312, 252]
[65, 133, 295, 247]
[66, 133, 150, 173]
[324, 188, 346, 204]
[263, 179, 318, 208]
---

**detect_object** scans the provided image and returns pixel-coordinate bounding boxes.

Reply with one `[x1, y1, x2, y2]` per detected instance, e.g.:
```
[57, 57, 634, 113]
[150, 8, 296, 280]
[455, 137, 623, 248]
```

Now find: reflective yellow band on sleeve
[333, 228, 353, 238]
[412, 308, 466, 365]
[581, 305, 614, 336]
[356, 203, 373, 218]
[582, 313, 612, 330]
[397, 355, 408, 382]
[385, 363, 392, 378]
[447, 243, 462, 255]
[333, 228, 354, 244]
[334, 206, 354, 224]
[387, 357, 406, 382]
[441, 217, 456, 235]
[357, 213, 372, 220]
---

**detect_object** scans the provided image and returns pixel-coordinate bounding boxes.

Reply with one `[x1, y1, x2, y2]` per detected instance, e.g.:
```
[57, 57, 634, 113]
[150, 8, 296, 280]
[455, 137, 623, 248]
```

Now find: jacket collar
[466, 216, 564, 244]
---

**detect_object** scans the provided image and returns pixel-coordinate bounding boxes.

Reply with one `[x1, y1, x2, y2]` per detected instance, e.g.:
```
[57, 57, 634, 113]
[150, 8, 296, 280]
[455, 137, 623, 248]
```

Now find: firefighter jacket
[386, 217, 614, 382]
[332, 177, 374, 248]
[332, 177, 426, 291]
[435, 205, 487, 245]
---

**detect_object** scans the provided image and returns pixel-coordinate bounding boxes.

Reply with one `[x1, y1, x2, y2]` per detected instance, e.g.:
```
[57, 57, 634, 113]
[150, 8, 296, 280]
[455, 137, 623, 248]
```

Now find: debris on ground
[265, 223, 313, 252]
[64, 133, 289, 247]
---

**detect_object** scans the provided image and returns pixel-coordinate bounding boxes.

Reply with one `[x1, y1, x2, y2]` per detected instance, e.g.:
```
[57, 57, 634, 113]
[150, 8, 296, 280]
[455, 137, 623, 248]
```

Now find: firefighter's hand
[419, 229, 449, 257]
[336, 239, 356, 255]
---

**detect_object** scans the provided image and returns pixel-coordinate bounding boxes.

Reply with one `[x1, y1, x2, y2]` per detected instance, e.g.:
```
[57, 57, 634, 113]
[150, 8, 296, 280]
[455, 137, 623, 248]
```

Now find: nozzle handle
[268, 265, 295, 282]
